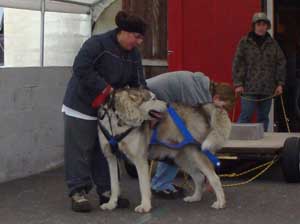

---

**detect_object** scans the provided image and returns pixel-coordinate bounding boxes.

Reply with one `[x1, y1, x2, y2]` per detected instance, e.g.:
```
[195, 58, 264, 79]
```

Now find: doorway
[274, 0, 300, 132]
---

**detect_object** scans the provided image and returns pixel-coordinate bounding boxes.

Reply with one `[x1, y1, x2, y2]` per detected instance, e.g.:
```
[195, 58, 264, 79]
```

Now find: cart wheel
[281, 137, 300, 183]
[124, 160, 138, 178]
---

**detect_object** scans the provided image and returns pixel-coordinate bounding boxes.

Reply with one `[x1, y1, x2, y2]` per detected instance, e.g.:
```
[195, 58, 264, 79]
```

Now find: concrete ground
[1, 163, 300, 224]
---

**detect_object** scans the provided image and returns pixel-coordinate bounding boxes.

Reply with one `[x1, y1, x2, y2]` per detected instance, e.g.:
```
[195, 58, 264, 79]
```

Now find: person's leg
[237, 96, 256, 124]
[64, 115, 98, 196]
[257, 98, 272, 131]
[151, 162, 179, 192]
[64, 115, 99, 212]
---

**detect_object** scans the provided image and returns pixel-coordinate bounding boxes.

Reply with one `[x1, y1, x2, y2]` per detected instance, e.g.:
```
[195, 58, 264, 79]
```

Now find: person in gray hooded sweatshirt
[146, 71, 235, 199]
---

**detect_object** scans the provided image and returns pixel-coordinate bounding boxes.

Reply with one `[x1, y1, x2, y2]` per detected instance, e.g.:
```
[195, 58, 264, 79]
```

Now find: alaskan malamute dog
[98, 88, 231, 213]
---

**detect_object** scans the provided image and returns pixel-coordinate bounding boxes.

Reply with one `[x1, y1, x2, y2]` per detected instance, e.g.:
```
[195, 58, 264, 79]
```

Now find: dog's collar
[97, 99, 137, 159]
[98, 91, 116, 120]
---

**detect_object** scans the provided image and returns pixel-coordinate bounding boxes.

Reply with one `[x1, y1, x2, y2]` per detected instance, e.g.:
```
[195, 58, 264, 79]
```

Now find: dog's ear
[129, 93, 138, 101]
[142, 90, 152, 101]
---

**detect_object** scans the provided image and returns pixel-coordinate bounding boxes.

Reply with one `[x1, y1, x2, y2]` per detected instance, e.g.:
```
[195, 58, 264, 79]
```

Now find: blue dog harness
[150, 105, 220, 167]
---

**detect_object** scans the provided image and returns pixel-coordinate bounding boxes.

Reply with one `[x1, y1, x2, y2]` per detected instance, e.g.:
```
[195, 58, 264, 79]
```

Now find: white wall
[4, 8, 91, 67]
[0, 67, 71, 183]
[93, 0, 121, 35]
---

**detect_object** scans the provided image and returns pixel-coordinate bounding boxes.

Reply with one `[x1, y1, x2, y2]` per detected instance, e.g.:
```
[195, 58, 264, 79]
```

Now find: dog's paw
[183, 195, 202, 203]
[100, 202, 117, 211]
[211, 200, 226, 209]
[134, 203, 152, 213]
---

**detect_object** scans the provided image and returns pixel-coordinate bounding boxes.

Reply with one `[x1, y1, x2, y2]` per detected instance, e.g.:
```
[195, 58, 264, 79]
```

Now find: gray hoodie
[146, 71, 212, 105]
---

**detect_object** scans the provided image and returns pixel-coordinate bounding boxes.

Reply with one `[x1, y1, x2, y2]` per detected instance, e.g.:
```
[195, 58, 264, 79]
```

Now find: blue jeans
[237, 95, 272, 131]
[151, 162, 179, 191]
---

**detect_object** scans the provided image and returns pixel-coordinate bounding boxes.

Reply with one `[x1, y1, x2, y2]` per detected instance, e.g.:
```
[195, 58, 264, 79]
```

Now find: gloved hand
[91, 85, 112, 108]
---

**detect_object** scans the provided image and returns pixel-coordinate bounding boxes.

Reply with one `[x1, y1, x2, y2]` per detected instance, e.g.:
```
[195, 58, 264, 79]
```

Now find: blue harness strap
[150, 105, 220, 167]
[150, 106, 199, 148]
[203, 150, 221, 167]
[98, 119, 134, 160]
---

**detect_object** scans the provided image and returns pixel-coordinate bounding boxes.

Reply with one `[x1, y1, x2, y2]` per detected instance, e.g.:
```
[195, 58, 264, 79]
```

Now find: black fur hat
[115, 11, 147, 36]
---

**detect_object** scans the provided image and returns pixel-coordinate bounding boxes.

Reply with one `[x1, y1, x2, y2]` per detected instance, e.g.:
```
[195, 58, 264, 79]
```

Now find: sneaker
[151, 185, 185, 200]
[99, 191, 130, 209]
[71, 191, 92, 212]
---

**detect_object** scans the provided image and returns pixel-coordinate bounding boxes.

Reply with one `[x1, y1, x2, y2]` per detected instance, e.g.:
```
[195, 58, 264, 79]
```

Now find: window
[2, 8, 91, 67]
[44, 12, 91, 66]
[3, 8, 41, 67]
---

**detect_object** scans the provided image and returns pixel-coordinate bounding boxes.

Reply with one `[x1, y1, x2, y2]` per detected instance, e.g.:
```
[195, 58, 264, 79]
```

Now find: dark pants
[64, 114, 110, 197]
[237, 95, 272, 131]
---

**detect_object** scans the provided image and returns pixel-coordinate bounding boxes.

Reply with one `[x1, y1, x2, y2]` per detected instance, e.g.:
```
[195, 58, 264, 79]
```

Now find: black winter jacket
[63, 28, 146, 116]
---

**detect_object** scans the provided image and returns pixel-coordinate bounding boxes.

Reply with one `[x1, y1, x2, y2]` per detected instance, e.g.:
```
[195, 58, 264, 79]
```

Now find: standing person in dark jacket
[232, 12, 286, 131]
[62, 11, 147, 212]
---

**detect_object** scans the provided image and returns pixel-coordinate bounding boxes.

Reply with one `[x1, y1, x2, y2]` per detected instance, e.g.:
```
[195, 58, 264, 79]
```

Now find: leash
[233, 93, 291, 132]
[232, 94, 275, 121]
[240, 93, 276, 102]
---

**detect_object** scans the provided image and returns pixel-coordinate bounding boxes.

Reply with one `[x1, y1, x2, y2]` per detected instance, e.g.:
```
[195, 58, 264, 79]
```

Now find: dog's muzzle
[149, 110, 165, 120]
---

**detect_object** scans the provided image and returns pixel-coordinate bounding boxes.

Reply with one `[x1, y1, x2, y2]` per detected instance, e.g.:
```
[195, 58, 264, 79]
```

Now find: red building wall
[168, 0, 261, 120]
[168, 0, 261, 82]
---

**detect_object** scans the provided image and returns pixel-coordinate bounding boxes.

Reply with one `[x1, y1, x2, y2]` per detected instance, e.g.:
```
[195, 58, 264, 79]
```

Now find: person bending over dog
[146, 71, 235, 199]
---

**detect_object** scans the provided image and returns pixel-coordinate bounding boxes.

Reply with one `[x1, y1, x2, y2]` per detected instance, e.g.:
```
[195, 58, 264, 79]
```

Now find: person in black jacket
[62, 11, 147, 212]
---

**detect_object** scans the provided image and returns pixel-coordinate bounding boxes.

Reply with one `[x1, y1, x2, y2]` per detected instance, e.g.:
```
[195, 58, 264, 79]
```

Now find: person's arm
[274, 41, 287, 95]
[232, 39, 247, 94]
[129, 49, 147, 88]
[73, 37, 111, 108]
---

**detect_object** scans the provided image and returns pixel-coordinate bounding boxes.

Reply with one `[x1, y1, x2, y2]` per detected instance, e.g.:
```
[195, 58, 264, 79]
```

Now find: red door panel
[168, 0, 261, 120]
[167, 0, 184, 71]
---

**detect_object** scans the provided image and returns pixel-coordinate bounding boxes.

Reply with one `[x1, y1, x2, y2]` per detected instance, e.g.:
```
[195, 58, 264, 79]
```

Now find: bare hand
[274, 85, 283, 96]
[235, 86, 244, 96]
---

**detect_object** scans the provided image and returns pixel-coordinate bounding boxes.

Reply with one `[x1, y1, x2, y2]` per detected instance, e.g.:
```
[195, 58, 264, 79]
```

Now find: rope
[280, 94, 291, 133]
[240, 94, 276, 102]
[221, 156, 278, 187]
[149, 160, 155, 177]
[180, 156, 278, 189]
[219, 159, 276, 178]
[234, 93, 291, 132]
[232, 94, 276, 121]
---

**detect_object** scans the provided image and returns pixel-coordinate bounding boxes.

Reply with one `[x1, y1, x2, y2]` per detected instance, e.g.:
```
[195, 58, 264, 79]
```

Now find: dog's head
[113, 88, 167, 127]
